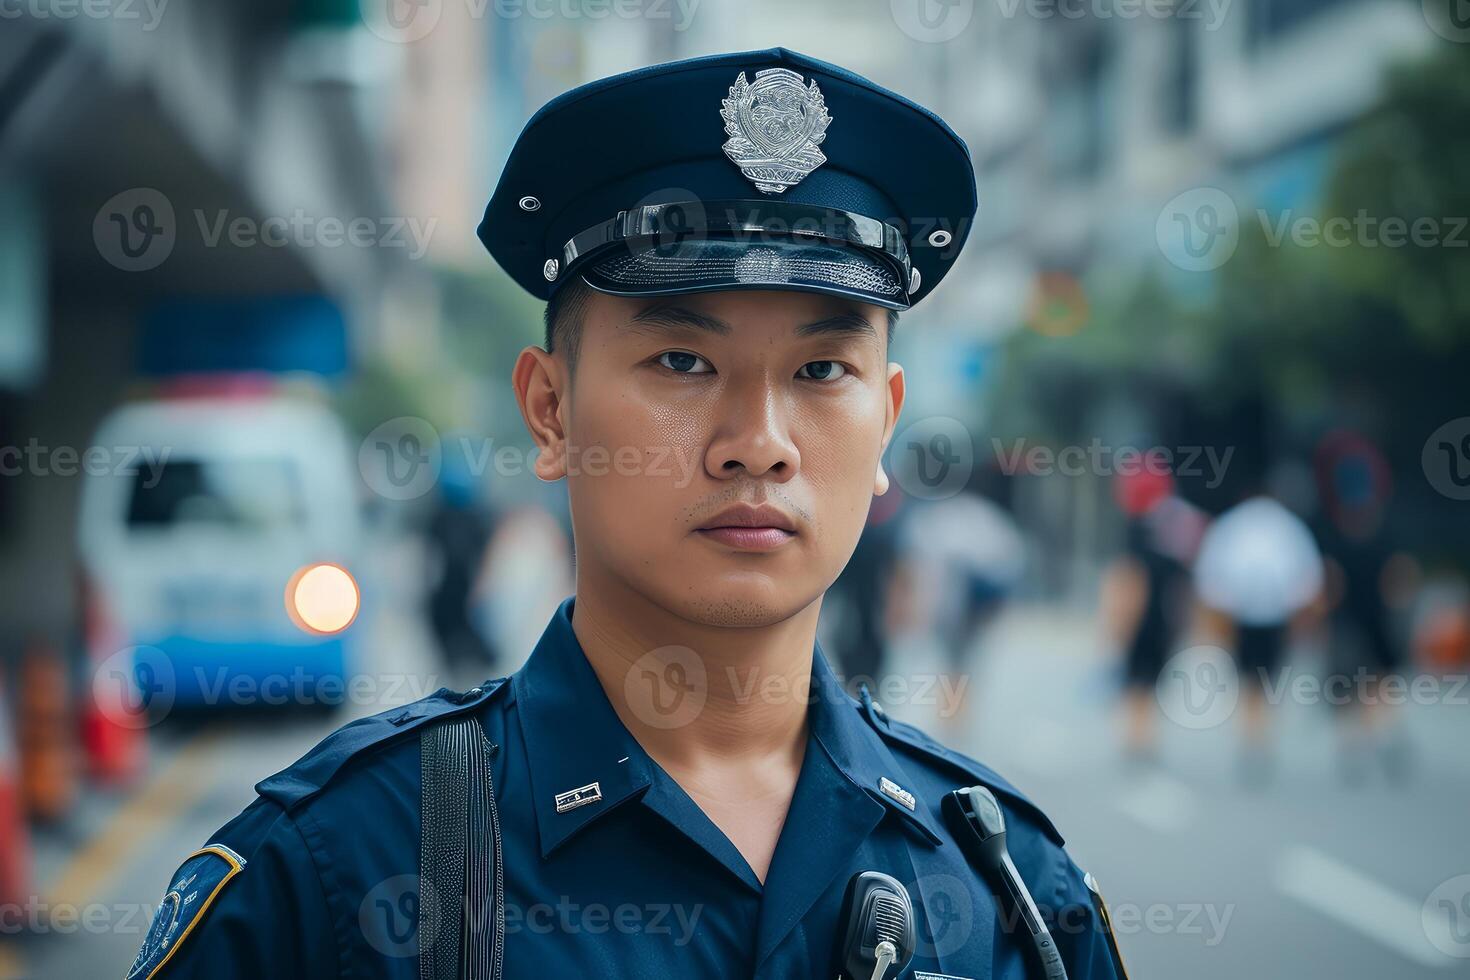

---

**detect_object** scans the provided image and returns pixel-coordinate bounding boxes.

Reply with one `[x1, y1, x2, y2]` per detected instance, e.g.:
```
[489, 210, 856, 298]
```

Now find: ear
[512, 344, 570, 481]
[874, 362, 905, 496]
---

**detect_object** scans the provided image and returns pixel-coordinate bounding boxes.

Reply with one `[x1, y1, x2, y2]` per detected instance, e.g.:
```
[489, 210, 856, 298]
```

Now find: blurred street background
[2, 1, 1470, 977]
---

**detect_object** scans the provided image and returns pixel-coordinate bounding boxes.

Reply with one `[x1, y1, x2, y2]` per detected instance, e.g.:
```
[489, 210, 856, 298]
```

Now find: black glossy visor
[560, 200, 915, 310]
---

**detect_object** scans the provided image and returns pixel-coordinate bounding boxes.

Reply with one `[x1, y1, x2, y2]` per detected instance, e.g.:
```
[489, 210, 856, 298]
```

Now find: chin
[657, 568, 824, 629]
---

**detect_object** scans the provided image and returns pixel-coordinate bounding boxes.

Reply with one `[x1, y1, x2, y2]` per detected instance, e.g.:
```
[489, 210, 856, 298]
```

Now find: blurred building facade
[949, 0, 1435, 596]
[0, 1, 424, 644]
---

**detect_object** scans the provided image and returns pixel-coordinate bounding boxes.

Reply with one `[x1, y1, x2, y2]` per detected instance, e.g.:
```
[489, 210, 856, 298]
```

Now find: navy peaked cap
[478, 47, 977, 311]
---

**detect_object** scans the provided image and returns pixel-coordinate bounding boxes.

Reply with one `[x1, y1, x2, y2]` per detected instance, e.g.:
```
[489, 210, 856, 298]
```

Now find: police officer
[127, 48, 1129, 980]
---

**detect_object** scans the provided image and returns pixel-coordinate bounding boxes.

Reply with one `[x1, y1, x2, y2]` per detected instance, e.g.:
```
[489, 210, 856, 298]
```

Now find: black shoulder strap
[256, 679, 508, 813]
[419, 714, 503, 980]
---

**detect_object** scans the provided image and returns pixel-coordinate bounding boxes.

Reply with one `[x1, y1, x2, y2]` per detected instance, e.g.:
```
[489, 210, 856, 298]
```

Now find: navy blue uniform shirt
[130, 597, 1125, 979]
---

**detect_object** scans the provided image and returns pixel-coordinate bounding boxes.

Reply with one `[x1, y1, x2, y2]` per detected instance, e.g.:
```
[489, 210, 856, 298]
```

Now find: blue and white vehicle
[77, 391, 362, 710]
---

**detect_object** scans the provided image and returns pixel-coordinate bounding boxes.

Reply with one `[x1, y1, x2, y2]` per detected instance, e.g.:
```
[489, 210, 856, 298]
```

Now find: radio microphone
[944, 785, 1068, 980]
[834, 870, 915, 980]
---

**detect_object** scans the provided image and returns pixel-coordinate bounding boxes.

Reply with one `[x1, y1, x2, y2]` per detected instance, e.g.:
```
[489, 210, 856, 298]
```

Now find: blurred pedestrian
[424, 452, 498, 672]
[1194, 488, 1324, 783]
[1100, 459, 1205, 766]
[473, 496, 574, 677]
[891, 474, 1025, 734]
[825, 488, 906, 693]
[1313, 430, 1417, 784]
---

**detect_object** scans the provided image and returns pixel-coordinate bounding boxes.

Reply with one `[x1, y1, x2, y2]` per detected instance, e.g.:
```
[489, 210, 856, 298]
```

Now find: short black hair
[544, 277, 900, 370]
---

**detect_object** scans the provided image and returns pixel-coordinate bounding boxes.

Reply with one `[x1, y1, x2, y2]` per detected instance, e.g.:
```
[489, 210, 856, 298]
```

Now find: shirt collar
[512, 596, 943, 858]
[805, 644, 945, 846]
[512, 596, 655, 858]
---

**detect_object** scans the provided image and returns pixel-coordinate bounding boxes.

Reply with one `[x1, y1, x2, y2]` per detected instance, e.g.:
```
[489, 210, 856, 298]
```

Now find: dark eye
[797, 360, 846, 381]
[657, 351, 712, 374]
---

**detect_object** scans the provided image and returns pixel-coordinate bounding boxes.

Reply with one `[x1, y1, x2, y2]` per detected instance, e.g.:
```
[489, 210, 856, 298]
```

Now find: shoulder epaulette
[855, 685, 1065, 847]
[255, 677, 510, 812]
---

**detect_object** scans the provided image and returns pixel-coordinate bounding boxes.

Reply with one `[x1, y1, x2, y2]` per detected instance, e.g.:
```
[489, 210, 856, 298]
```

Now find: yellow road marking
[43, 728, 225, 911]
[0, 940, 24, 978]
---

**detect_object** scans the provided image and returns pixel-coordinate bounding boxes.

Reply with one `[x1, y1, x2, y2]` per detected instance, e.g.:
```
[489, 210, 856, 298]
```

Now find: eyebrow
[793, 311, 879, 342]
[628, 303, 879, 342]
[629, 304, 731, 335]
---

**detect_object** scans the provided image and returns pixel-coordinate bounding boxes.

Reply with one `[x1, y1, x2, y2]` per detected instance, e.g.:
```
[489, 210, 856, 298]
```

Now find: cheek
[567, 383, 705, 517]
[795, 394, 888, 536]
[575, 373, 705, 449]
[799, 392, 886, 486]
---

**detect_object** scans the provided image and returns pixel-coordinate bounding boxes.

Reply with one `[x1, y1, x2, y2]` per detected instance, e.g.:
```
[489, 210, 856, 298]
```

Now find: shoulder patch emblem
[1084, 870, 1133, 980]
[127, 844, 246, 980]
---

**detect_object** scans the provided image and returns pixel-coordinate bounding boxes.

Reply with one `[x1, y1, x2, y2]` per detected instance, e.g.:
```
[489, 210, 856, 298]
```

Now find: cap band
[562, 199, 912, 290]
[582, 238, 910, 310]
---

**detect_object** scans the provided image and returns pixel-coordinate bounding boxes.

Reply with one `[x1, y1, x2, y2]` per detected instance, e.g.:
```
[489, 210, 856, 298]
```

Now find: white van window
[127, 457, 305, 530]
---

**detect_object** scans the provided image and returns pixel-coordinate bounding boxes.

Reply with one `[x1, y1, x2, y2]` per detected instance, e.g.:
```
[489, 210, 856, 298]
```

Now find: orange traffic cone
[77, 572, 147, 785]
[0, 672, 33, 915]
[1420, 601, 1470, 670]
[17, 640, 76, 822]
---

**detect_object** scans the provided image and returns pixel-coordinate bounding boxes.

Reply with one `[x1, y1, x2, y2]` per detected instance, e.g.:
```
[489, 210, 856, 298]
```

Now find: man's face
[516, 287, 905, 628]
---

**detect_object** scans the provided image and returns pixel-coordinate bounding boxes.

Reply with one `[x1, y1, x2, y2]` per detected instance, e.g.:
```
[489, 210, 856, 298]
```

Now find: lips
[696, 503, 797, 533]
[695, 503, 798, 552]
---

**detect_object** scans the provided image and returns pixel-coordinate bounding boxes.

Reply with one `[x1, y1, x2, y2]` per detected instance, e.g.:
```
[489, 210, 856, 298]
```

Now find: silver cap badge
[720, 68, 832, 194]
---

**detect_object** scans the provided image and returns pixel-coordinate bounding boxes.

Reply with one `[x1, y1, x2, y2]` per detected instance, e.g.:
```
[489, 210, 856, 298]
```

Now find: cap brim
[579, 238, 911, 311]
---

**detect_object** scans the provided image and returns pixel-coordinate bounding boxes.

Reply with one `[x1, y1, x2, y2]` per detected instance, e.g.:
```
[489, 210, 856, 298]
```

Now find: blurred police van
[76, 297, 362, 720]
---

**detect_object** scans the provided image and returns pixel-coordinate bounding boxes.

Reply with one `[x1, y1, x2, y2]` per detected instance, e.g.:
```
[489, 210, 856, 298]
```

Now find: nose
[703, 375, 800, 482]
